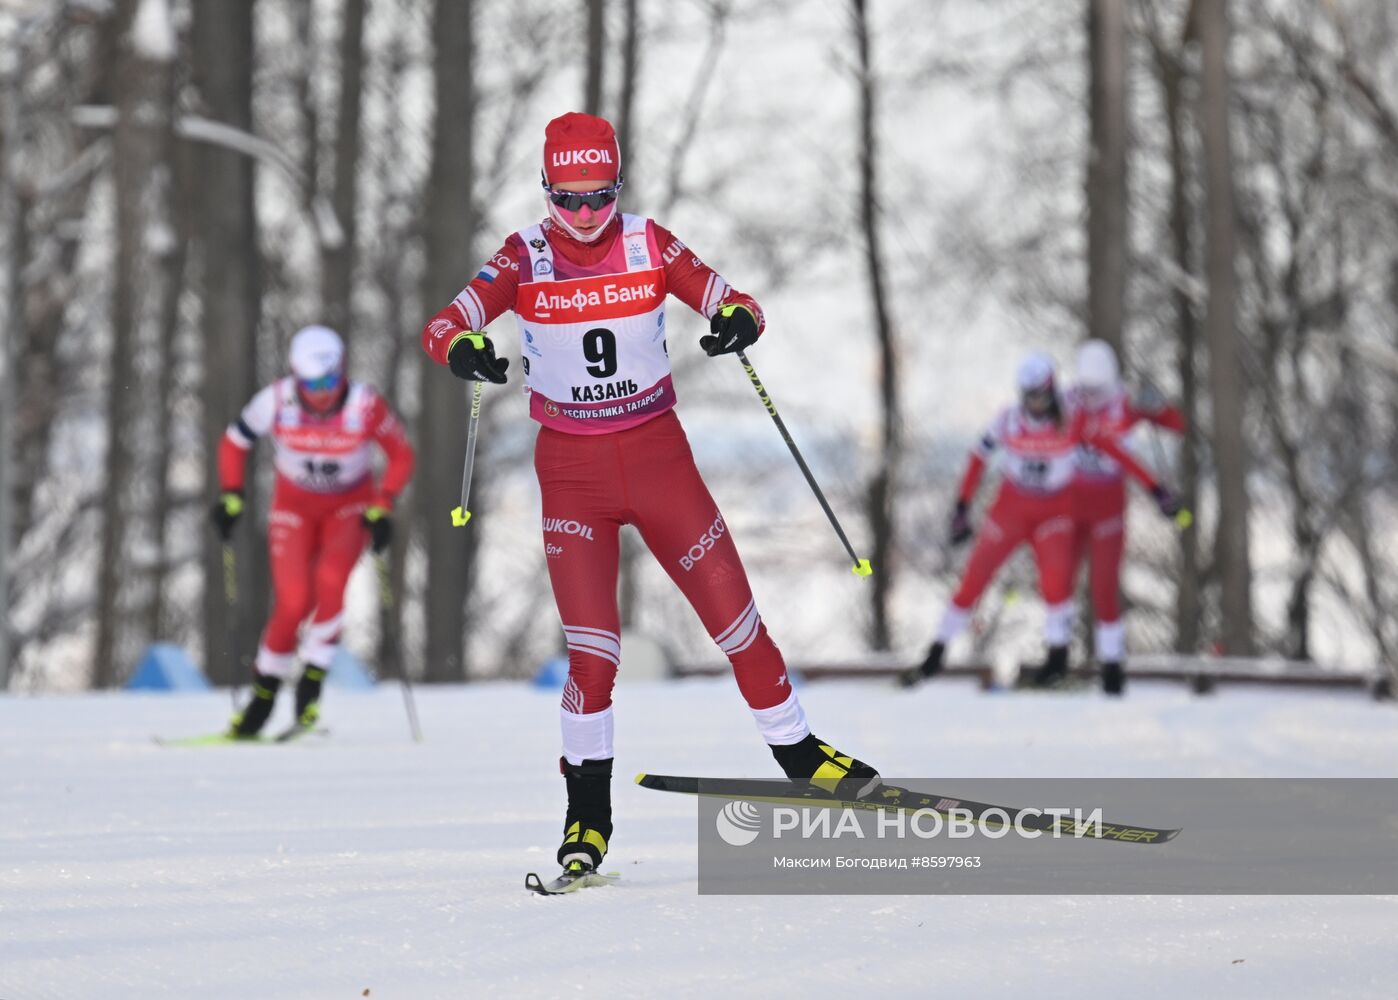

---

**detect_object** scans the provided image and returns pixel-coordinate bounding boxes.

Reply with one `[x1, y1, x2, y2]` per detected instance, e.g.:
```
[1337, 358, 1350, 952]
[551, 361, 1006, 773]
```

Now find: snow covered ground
[3, 678, 1396, 999]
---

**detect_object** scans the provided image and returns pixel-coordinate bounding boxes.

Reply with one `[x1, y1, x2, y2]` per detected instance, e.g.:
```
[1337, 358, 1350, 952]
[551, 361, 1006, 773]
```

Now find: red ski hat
[543, 112, 620, 185]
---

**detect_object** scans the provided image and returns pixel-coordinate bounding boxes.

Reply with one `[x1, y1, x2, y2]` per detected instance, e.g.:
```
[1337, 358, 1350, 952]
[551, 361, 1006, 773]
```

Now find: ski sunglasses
[541, 175, 624, 212]
[299, 373, 343, 392]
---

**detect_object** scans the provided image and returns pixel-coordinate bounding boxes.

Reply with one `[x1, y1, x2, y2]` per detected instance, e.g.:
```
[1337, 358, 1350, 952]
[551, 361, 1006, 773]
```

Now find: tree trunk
[583, 0, 605, 116]
[371, 29, 414, 677]
[852, 0, 899, 650]
[419, 0, 477, 683]
[96, 0, 179, 687]
[293, 0, 319, 229]
[148, 106, 193, 642]
[616, 0, 640, 193]
[1283, 527, 1315, 661]
[1193, 0, 1254, 654]
[1154, 34, 1203, 653]
[321, 0, 366, 337]
[0, 42, 21, 689]
[1334, 344, 1393, 673]
[193, 0, 262, 688]
[4, 18, 116, 684]
[1086, 0, 1128, 353]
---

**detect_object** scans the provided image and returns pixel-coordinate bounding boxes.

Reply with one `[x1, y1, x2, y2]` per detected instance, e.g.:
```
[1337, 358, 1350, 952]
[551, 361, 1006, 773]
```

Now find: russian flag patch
[476, 264, 498, 283]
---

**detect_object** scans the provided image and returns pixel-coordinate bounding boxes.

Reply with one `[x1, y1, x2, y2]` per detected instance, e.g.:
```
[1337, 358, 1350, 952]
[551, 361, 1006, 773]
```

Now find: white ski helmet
[289, 325, 345, 381]
[1015, 351, 1056, 393]
[1075, 339, 1120, 392]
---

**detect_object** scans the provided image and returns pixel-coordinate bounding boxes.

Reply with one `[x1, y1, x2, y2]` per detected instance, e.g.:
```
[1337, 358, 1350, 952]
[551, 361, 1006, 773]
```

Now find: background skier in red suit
[902, 352, 1179, 689]
[213, 325, 414, 738]
[1068, 339, 1187, 694]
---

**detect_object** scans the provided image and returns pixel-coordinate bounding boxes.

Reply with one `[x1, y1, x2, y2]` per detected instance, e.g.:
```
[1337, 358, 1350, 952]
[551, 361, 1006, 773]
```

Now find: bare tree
[192, 0, 263, 688]
[615, 0, 640, 196]
[1192, 0, 1254, 654]
[362, 6, 419, 677]
[1141, 0, 1206, 651]
[94, 0, 179, 687]
[658, 1, 730, 217]
[851, 0, 900, 650]
[291, 0, 320, 247]
[1086, 0, 1128, 353]
[2, 9, 117, 686]
[322, 0, 366, 337]
[146, 72, 193, 644]
[419, 0, 477, 683]
[583, 0, 605, 115]
[0, 12, 23, 688]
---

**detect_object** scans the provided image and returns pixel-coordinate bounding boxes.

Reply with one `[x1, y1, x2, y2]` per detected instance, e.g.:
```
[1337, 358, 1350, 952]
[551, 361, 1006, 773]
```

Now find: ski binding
[525, 862, 621, 896]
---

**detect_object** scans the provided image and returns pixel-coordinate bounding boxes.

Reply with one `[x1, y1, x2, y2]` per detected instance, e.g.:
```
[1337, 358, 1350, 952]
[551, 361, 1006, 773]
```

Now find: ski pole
[450, 379, 484, 527]
[375, 552, 422, 742]
[222, 541, 240, 709]
[1145, 423, 1193, 531]
[734, 350, 872, 576]
[1133, 372, 1193, 532]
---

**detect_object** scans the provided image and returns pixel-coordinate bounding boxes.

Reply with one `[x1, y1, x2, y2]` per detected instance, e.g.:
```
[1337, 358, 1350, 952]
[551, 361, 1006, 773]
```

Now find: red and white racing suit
[219, 379, 415, 679]
[932, 403, 1161, 650]
[423, 214, 809, 764]
[1068, 386, 1185, 662]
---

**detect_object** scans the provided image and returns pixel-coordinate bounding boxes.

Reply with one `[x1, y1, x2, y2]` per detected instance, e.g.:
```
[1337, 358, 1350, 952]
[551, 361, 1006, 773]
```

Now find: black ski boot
[228, 674, 281, 738]
[1100, 661, 1125, 696]
[558, 757, 614, 871]
[1026, 645, 1070, 688]
[898, 641, 945, 688]
[771, 734, 882, 799]
[292, 665, 327, 730]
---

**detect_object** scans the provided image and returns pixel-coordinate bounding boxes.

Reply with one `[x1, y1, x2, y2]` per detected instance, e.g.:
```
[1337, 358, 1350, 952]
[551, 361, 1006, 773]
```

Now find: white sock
[561, 706, 614, 765]
[296, 613, 343, 669]
[1044, 600, 1074, 647]
[1096, 620, 1126, 662]
[935, 604, 973, 644]
[254, 645, 297, 680]
[752, 690, 810, 746]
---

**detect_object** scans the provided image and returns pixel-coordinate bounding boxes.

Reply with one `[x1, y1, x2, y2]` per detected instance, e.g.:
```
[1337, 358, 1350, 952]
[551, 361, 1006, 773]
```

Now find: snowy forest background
[0, 0, 1394, 691]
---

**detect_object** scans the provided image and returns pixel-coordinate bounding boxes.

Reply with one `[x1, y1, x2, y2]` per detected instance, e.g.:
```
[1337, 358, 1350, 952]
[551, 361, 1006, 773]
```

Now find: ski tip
[633, 772, 646, 785]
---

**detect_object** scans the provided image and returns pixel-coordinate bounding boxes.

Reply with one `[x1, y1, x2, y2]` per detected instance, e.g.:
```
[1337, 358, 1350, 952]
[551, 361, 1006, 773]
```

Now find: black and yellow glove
[447, 332, 509, 384]
[700, 304, 760, 357]
[363, 505, 393, 553]
[210, 491, 244, 540]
